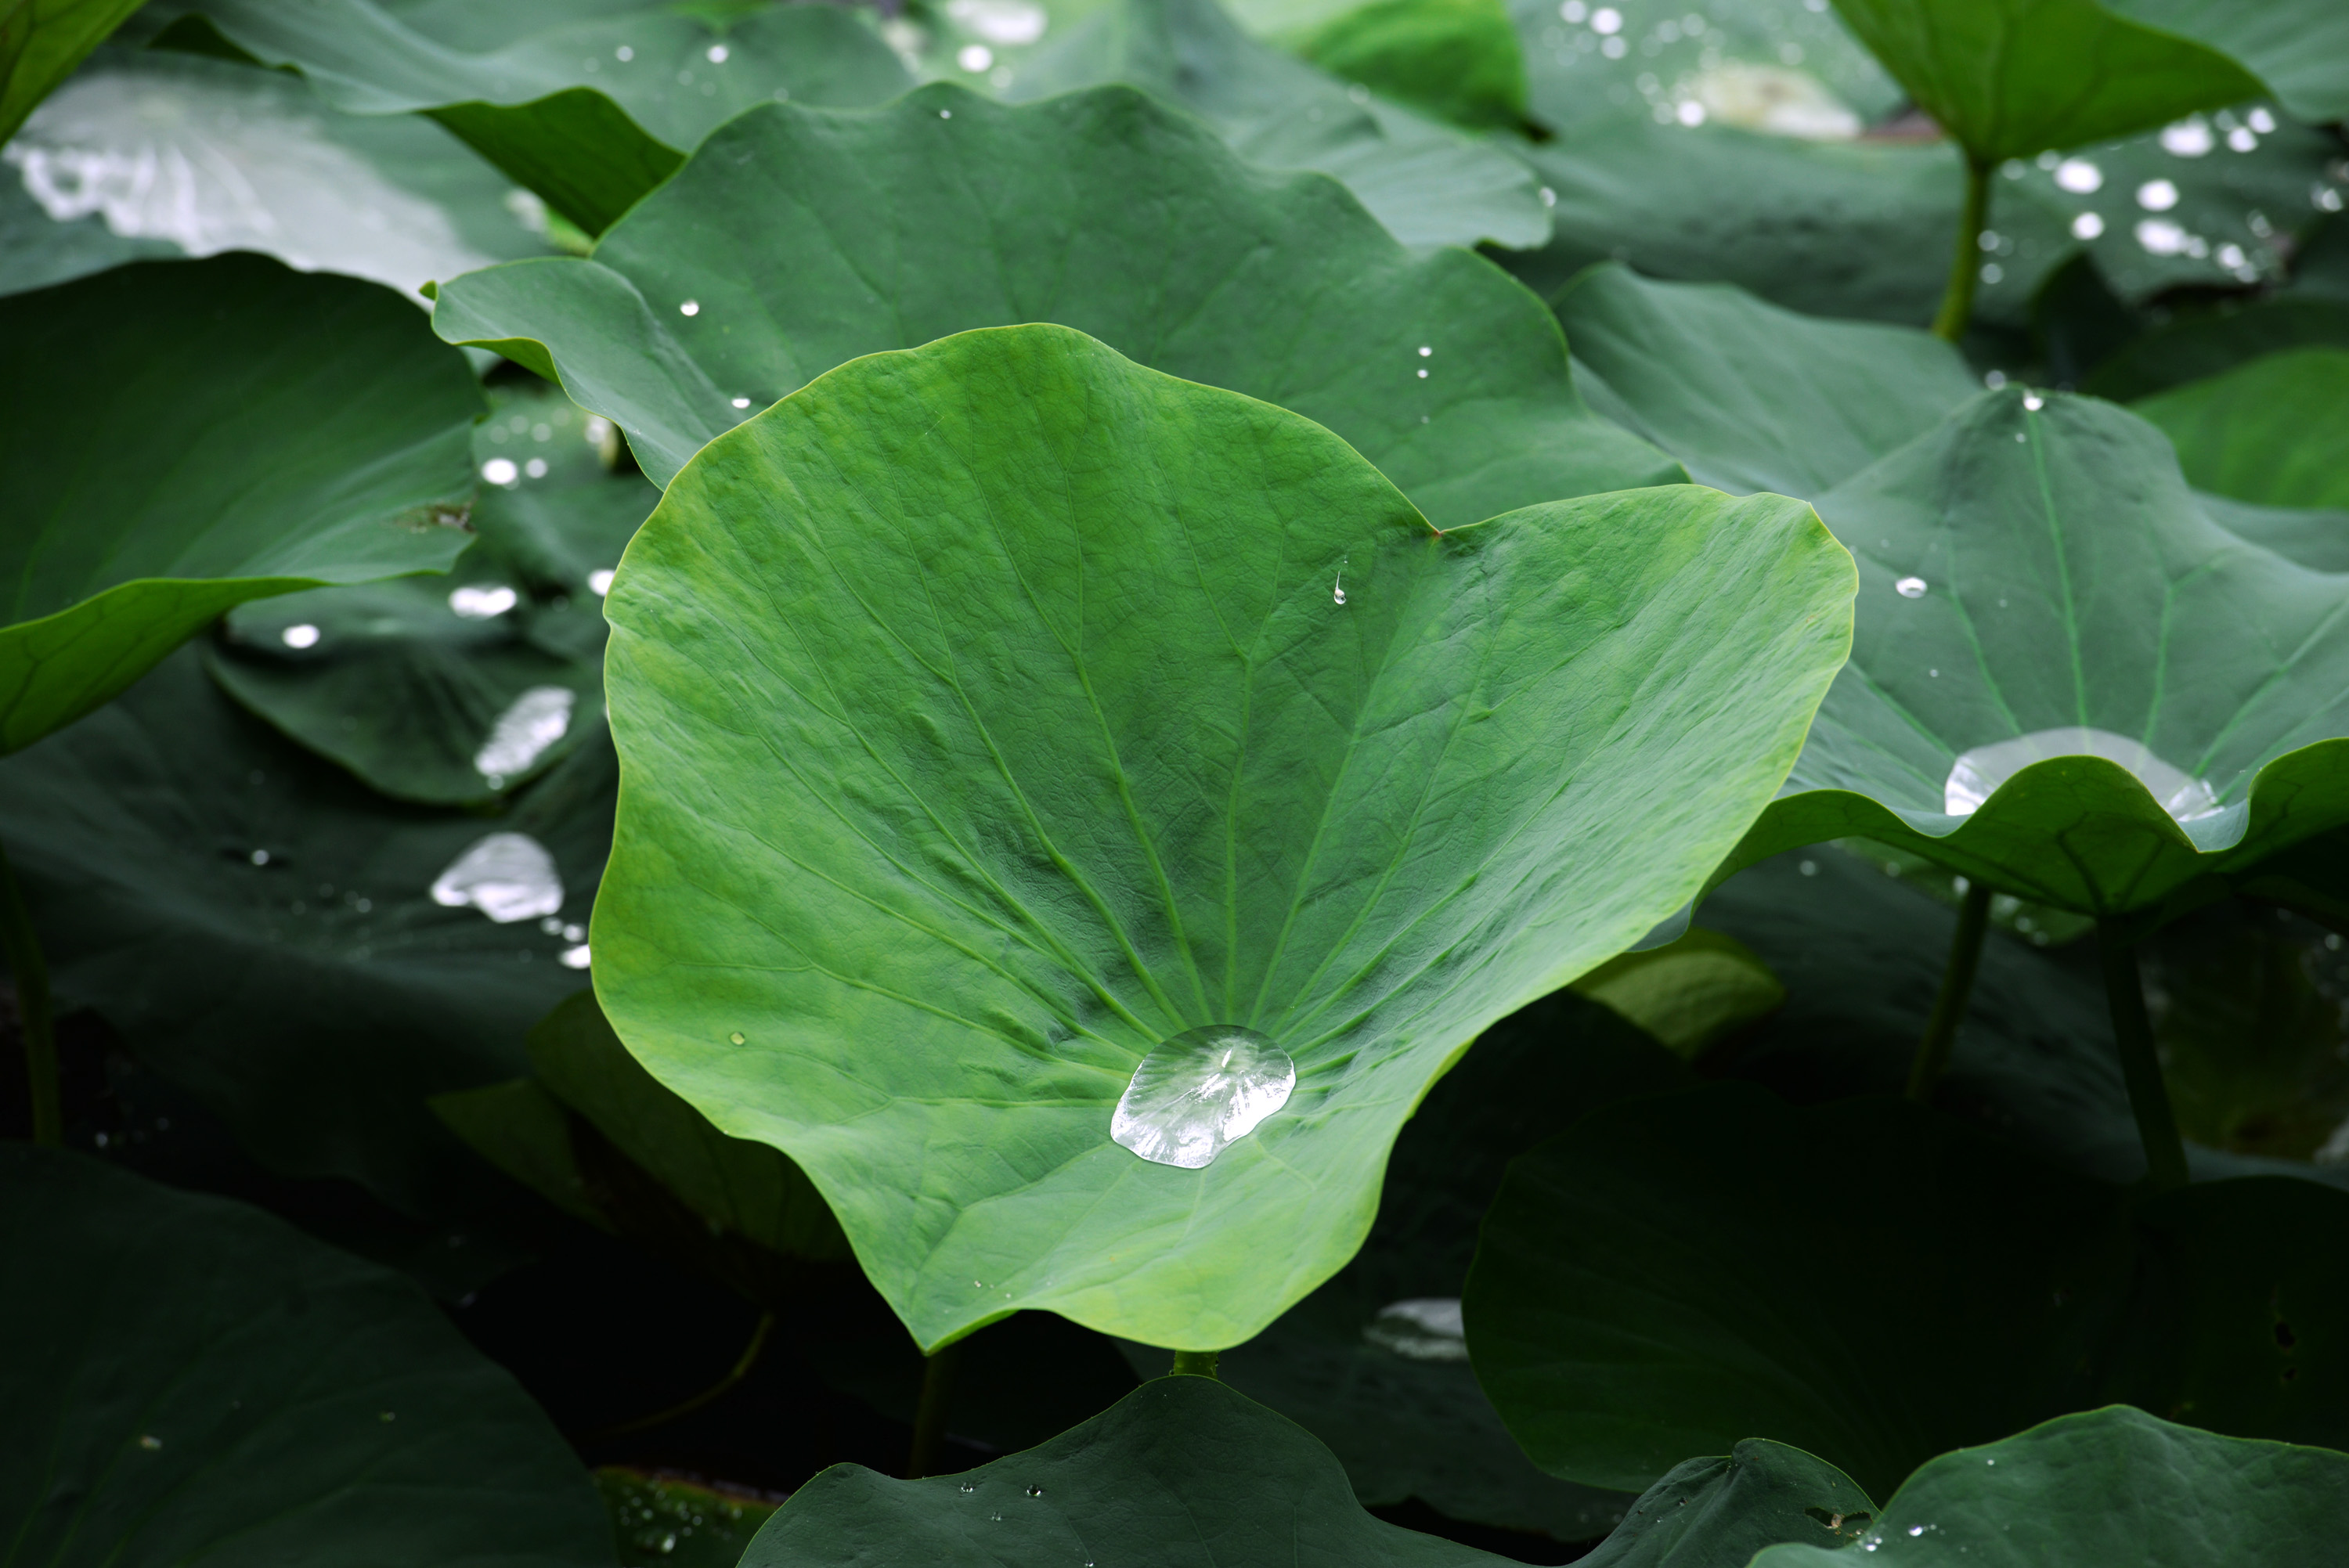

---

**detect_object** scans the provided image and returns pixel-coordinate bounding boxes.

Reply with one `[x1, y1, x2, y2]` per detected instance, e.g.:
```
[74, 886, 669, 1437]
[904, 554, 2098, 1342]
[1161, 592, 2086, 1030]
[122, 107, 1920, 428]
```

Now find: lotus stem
[582, 1309, 774, 1441]
[906, 1339, 964, 1478]
[0, 839, 60, 1147]
[1169, 1350, 1221, 1379]
[1907, 880, 1994, 1103]
[1931, 155, 1991, 343]
[2097, 921, 2189, 1192]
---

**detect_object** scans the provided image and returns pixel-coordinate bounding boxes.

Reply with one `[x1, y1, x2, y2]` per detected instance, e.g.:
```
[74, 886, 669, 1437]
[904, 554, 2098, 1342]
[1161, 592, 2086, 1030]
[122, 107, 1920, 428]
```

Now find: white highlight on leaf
[431, 832, 564, 923]
[474, 686, 575, 781]
[1943, 728, 2222, 823]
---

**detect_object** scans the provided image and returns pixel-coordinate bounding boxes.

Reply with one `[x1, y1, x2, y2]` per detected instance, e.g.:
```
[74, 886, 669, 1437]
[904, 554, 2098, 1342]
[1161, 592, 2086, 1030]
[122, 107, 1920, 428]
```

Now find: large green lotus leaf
[1578, 1440, 1875, 1566]
[1750, 1406, 2349, 1567]
[0, 648, 611, 1215]
[0, 1144, 614, 1566]
[0, 0, 142, 142]
[429, 83, 1675, 517]
[1298, 0, 1527, 132]
[161, 0, 912, 232]
[1463, 1083, 2349, 1498]
[1009, 0, 1549, 249]
[1138, 989, 1687, 1538]
[2133, 348, 2349, 514]
[2, 45, 554, 299]
[1826, 0, 2261, 166]
[0, 251, 481, 754]
[2106, 0, 2349, 126]
[739, 1375, 1512, 1568]
[1551, 262, 1979, 498]
[594, 323, 1854, 1351]
[1718, 387, 2349, 919]
[209, 378, 655, 804]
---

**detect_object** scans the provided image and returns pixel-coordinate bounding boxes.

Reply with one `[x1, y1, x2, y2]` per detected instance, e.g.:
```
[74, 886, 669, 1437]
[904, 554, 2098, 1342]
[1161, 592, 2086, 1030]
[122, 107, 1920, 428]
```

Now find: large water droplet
[430, 832, 564, 922]
[1111, 1025, 1294, 1169]
[474, 685, 575, 780]
[1944, 728, 2221, 823]
[1363, 1297, 1468, 1361]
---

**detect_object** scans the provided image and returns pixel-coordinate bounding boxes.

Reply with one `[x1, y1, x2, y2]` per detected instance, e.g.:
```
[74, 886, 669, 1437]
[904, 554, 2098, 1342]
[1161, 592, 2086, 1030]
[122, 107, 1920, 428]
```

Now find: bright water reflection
[1111, 1024, 1294, 1169]
[1943, 727, 2222, 823]
[429, 832, 564, 923]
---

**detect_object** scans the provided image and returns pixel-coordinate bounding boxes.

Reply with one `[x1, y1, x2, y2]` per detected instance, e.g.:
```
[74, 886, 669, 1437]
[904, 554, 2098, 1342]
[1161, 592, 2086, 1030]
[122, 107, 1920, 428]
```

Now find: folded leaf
[594, 323, 1854, 1350]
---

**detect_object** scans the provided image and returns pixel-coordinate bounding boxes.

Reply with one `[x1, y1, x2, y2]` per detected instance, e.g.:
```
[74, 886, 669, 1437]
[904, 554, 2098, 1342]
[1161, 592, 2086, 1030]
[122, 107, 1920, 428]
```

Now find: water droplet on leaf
[1111, 1024, 1294, 1168]
[1944, 728, 2222, 823]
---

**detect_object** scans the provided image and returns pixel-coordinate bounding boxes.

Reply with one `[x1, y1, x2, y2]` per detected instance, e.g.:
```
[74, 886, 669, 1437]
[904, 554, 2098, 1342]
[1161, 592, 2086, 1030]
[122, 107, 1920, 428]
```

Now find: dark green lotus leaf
[433, 1075, 610, 1228]
[0, 252, 481, 754]
[431, 83, 1676, 516]
[739, 1375, 1513, 1568]
[1299, 0, 1526, 131]
[1750, 1406, 2349, 1567]
[2, 45, 555, 298]
[209, 378, 654, 804]
[594, 323, 1853, 1350]
[162, 0, 913, 232]
[2105, 0, 2349, 125]
[1716, 387, 2349, 920]
[1553, 262, 1979, 498]
[1828, 0, 2261, 166]
[0, 1144, 614, 1566]
[1568, 928, 1786, 1058]
[526, 991, 850, 1261]
[1009, 0, 1549, 248]
[599, 1469, 779, 1568]
[0, 0, 143, 142]
[2083, 297, 2349, 402]
[0, 648, 611, 1215]
[2134, 348, 2349, 513]
[1463, 1083, 2349, 1498]
[1578, 1439, 1875, 1566]
[1132, 989, 1686, 1538]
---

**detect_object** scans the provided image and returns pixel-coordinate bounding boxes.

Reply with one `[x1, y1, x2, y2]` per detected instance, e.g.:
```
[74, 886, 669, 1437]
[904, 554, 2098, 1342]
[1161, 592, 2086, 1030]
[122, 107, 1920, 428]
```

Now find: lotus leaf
[2134, 348, 2349, 514]
[209, 379, 654, 804]
[0, 252, 482, 754]
[430, 83, 1674, 517]
[0, 0, 143, 142]
[1826, 0, 2262, 167]
[1298, 0, 1527, 132]
[2105, 0, 2349, 125]
[1138, 989, 1685, 1537]
[1463, 1083, 2349, 1498]
[1750, 1406, 2349, 1566]
[0, 1144, 613, 1565]
[1578, 1439, 1875, 1566]
[1551, 262, 1979, 498]
[738, 1375, 1513, 1568]
[1009, 0, 1548, 249]
[0, 650, 612, 1214]
[2082, 297, 2349, 402]
[2, 45, 554, 298]
[1716, 387, 2349, 920]
[1568, 929, 1786, 1058]
[593, 323, 1853, 1350]
[159, 0, 913, 232]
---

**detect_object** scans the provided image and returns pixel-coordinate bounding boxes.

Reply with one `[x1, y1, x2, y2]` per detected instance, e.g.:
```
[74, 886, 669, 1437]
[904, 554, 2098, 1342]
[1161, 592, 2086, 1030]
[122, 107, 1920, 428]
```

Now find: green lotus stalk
[2096, 923, 2188, 1191]
[1170, 1350, 1221, 1379]
[1931, 156, 1990, 342]
[0, 841, 58, 1147]
[906, 1343, 963, 1479]
[1906, 881, 1993, 1102]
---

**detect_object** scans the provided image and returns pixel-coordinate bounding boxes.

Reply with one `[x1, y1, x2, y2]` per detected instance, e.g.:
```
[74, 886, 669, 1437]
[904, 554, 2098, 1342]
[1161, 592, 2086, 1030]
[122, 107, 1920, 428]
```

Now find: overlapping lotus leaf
[1296, 0, 1527, 132]
[0, 252, 481, 754]
[0, 1146, 612, 1565]
[1828, 0, 2263, 166]
[2133, 348, 2349, 514]
[0, 0, 144, 142]
[1464, 1083, 2349, 1498]
[2105, 0, 2349, 124]
[1005, 0, 1549, 249]
[1751, 1407, 2349, 1566]
[592, 324, 1854, 1350]
[430, 82, 1674, 520]
[159, 0, 912, 232]
[0, 650, 611, 1215]
[1716, 387, 2349, 919]
[740, 1376, 1511, 1568]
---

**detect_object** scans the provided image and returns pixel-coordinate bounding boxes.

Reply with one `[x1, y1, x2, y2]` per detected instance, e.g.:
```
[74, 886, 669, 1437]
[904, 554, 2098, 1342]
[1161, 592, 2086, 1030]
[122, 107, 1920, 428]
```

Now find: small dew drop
[958, 43, 994, 71]
[731, 396, 751, 409]
[1417, 344, 1432, 357]
[1026, 1484, 1044, 1497]
[1895, 576, 1927, 598]
[615, 44, 634, 61]
[2072, 211, 2105, 240]
[449, 583, 519, 618]
[2054, 157, 2102, 193]
[250, 849, 270, 866]
[281, 623, 320, 649]
[560, 944, 591, 969]
[707, 43, 729, 63]
[482, 456, 519, 485]
[960, 1483, 976, 1494]
[588, 568, 616, 597]
[729, 1031, 746, 1044]
[2022, 391, 2044, 411]
[1415, 367, 1428, 378]
[1907, 1527, 1925, 1537]
[1798, 859, 1818, 876]
[940, 108, 953, 118]
[2137, 178, 2180, 211]
[679, 300, 701, 316]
